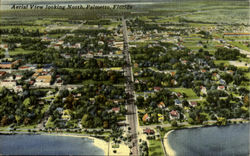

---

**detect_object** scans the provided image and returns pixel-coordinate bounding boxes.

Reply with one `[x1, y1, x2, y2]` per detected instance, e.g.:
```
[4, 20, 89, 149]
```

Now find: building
[0, 71, 6, 77]
[0, 60, 21, 69]
[174, 99, 182, 107]
[200, 86, 207, 95]
[143, 128, 155, 135]
[111, 107, 120, 113]
[142, 113, 150, 122]
[34, 75, 52, 87]
[189, 101, 198, 107]
[169, 110, 180, 120]
[0, 80, 16, 88]
[157, 102, 165, 109]
[217, 86, 225, 90]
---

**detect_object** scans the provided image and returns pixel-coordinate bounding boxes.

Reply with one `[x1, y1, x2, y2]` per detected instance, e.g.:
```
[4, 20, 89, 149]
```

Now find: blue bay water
[168, 124, 250, 156]
[0, 134, 104, 155]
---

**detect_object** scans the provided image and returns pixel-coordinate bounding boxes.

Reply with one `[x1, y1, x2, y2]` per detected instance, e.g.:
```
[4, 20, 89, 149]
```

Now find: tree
[103, 121, 109, 129]
[1, 116, 8, 126]
[171, 120, 178, 127]
[243, 94, 249, 106]
[23, 98, 31, 107]
[23, 117, 31, 125]
[216, 117, 227, 126]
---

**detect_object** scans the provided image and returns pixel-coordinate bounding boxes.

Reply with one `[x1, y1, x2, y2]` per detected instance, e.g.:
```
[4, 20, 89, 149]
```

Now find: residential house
[143, 128, 155, 135]
[174, 99, 182, 107]
[34, 75, 52, 87]
[154, 87, 161, 92]
[200, 86, 207, 95]
[174, 92, 183, 98]
[169, 110, 180, 120]
[217, 86, 225, 90]
[0, 80, 16, 89]
[219, 79, 226, 85]
[189, 101, 198, 107]
[212, 73, 220, 80]
[157, 102, 165, 109]
[111, 107, 120, 113]
[0, 71, 6, 77]
[142, 113, 150, 122]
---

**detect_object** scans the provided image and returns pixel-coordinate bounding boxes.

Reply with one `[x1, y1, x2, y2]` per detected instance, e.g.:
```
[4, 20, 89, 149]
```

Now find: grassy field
[9, 48, 36, 56]
[229, 41, 250, 52]
[214, 60, 230, 66]
[244, 73, 250, 79]
[149, 139, 165, 156]
[169, 88, 199, 99]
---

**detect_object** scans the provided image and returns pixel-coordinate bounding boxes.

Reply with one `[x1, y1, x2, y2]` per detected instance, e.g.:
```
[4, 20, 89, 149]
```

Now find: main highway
[122, 17, 139, 156]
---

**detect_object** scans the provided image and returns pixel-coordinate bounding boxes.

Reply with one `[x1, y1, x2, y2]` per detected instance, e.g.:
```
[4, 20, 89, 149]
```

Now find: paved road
[140, 118, 246, 129]
[122, 17, 139, 156]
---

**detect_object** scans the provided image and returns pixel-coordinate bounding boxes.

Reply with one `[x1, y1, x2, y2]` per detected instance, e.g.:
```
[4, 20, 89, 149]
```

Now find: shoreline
[0, 131, 130, 156]
[162, 122, 250, 156]
[164, 130, 176, 156]
[42, 133, 109, 156]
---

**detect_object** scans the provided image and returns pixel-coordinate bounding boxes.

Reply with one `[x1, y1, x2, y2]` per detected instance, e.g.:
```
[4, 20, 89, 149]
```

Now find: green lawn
[62, 68, 88, 72]
[169, 88, 199, 99]
[214, 60, 230, 66]
[149, 139, 165, 156]
[41, 104, 50, 114]
[9, 48, 36, 56]
[229, 41, 250, 52]
[45, 117, 56, 128]
[244, 73, 250, 79]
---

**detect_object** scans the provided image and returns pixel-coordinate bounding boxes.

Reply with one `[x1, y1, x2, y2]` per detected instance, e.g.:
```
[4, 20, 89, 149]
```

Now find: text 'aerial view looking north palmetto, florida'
[0, 0, 249, 156]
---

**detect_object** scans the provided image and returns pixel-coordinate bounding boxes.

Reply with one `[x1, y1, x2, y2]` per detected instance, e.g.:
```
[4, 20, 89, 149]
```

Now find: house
[112, 107, 120, 113]
[142, 113, 150, 122]
[0, 71, 6, 77]
[169, 110, 180, 120]
[174, 99, 182, 107]
[154, 87, 161, 92]
[0, 62, 13, 69]
[56, 107, 64, 114]
[171, 79, 178, 85]
[157, 102, 165, 109]
[34, 75, 52, 87]
[212, 73, 220, 80]
[181, 60, 187, 64]
[174, 92, 183, 98]
[98, 41, 104, 45]
[43, 64, 54, 72]
[189, 101, 198, 107]
[227, 70, 234, 75]
[201, 69, 207, 73]
[143, 128, 155, 135]
[14, 85, 23, 93]
[219, 79, 226, 85]
[217, 86, 225, 90]
[200, 86, 207, 95]
[0, 44, 8, 49]
[29, 80, 35, 85]
[0, 80, 16, 88]
[18, 64, 37, 71]
[170, 71, 176, 77]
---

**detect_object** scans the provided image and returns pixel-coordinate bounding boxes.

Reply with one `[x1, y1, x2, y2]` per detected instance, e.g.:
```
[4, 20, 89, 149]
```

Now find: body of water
[0, 134, 104, 155]
[168, 124, 249, 156]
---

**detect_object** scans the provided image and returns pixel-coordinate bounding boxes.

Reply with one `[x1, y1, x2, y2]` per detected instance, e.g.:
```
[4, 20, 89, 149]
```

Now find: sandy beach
[164, 130, 176, 156]
[43, 133, 129, 156]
